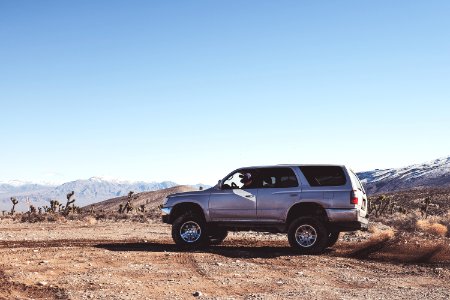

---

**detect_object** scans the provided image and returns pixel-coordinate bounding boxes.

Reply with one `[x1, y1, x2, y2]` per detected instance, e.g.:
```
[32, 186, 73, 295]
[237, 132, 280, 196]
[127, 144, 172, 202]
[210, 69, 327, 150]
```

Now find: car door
[256, 167, 301, 222]
[209, 169, 258, 221]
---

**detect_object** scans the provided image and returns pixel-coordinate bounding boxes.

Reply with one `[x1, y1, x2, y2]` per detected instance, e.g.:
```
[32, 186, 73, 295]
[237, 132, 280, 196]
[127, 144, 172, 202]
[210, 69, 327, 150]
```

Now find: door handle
[245, 195, 255, 198]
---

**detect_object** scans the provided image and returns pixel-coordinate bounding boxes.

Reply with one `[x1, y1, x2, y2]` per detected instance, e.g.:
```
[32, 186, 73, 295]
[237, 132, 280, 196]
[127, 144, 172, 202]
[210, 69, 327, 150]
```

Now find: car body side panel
[256, 187, 301, 221]
[208, 188, 257, 221]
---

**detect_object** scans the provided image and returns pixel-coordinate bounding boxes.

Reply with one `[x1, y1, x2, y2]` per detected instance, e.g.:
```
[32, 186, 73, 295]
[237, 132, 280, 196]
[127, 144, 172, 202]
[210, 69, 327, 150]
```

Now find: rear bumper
[325, 208, 369, 232]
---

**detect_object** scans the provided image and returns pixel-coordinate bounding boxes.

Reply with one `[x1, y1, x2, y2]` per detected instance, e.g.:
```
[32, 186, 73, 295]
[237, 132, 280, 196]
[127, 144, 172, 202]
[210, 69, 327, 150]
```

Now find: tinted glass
[260, 168, 299, 188]
[350, 171, 365, 192]
[299, 166, 346, 187]
[222, 169, 258, 189]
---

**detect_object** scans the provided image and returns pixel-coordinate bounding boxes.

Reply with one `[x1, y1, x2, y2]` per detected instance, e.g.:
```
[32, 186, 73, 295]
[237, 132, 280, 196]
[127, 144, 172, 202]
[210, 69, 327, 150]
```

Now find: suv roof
[238, 164, 347, 169]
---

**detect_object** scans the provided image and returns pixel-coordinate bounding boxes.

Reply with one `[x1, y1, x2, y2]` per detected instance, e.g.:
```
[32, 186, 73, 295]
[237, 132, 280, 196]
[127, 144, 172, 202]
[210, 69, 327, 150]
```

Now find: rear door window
[350, 171, 365, 193]
[260, 168, 299, 188]
[299, 166, 346, 187]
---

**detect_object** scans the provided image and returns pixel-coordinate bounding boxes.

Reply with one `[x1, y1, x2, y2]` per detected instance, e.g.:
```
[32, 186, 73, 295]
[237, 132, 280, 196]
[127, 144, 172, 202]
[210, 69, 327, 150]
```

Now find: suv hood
[169, 187, 212, 198]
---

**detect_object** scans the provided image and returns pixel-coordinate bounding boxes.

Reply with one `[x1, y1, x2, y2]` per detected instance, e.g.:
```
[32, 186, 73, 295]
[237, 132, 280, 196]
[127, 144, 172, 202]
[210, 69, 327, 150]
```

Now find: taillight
[350, 190, 359, 205]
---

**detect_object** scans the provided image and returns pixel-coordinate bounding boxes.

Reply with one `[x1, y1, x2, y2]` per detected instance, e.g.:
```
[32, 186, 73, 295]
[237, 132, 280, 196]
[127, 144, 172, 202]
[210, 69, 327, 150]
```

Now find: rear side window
[350, 171, 365, 192]
[299, 166, 346, 187]
[260, 168, 299, 188]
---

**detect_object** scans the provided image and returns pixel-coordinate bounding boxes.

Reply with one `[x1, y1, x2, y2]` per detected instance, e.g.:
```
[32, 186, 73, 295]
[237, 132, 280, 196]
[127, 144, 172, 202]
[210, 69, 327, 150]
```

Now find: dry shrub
[416, 219, 448, 237]
[83, 215, 97, 225]
[46, 214, 67, 223]
[20, 213, 46, 223]
[368, 225, 395, 242]
[375, 211, 420, 232]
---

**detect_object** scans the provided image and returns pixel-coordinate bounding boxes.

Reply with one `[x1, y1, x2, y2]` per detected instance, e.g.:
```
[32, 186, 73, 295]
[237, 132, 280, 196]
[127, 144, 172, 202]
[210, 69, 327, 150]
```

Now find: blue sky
[1, 1, 449, 185]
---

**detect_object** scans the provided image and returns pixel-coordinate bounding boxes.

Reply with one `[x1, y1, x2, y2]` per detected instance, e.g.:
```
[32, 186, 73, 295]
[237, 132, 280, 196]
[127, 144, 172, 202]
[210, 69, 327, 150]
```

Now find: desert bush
[83, 215, 97, 225]
[21, 213, 46, 223]
[20, 213, 67, 223]
[416, 219, 448, 237]
[375, 211, 421, 232]
[368, 224, 395, 241]
[46, 213, 67, 223]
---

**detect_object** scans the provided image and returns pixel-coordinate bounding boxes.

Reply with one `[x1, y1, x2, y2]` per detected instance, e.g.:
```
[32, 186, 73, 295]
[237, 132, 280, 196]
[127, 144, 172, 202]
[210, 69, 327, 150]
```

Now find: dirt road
[0, 219, 449, 299]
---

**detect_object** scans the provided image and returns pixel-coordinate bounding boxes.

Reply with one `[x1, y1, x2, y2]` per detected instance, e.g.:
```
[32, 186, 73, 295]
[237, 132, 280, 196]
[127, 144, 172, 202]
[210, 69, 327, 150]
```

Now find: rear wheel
[327, 231, 340, 248]
[208, 229, 228, 245]
[288, 217, 328, 254]
[172, 212, 208, 249]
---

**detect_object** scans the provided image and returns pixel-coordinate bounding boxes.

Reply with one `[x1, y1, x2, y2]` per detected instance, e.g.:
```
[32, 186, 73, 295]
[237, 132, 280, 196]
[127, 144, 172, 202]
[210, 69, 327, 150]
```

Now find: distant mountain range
[2, 156, 450, 211]
[357, 156, 450, 194]
[0, 177, 204, 212]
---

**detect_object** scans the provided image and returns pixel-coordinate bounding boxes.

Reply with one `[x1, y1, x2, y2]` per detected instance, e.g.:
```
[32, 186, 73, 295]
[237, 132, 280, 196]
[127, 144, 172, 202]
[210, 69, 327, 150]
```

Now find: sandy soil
[0, 219, 449, 300]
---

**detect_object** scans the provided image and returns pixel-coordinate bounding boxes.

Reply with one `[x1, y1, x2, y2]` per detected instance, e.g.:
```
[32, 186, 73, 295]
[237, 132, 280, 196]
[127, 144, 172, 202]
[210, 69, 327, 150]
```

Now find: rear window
[260, 167, 299, 188]
[299, 166, 346, 187]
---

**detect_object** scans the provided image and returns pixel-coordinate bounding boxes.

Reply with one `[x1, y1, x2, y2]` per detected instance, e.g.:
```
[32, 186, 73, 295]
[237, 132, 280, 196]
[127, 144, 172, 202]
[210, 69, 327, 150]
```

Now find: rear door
[256, 167, 301, 222]
[349, 170, 368, 217]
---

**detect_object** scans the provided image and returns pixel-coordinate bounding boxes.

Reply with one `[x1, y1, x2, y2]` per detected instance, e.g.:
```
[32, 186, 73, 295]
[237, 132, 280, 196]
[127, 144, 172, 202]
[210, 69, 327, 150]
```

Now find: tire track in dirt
[0, 269, 68, 300]
[0, 239, 142, 249]
[172, 252, 242, 297]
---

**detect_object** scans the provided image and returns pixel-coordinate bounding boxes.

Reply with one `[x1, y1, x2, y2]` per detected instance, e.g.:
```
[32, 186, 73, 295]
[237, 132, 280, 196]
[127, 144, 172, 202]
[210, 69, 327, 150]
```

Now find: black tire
[171, 212, 208, 249]
[208, 229, 228, 245]
[327, 231, 340, 248]
[288, 217, 328, 254]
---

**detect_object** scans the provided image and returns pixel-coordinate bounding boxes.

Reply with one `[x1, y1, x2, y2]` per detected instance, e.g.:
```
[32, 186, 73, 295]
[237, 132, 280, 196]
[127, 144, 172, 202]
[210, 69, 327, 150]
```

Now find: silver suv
[161, 165, 368, 254]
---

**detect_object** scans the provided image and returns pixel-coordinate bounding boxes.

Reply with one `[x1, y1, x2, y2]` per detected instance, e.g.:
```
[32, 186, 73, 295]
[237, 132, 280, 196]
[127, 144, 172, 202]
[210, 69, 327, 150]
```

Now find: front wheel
[172, 213, 208, 249]
[288, 217, 328, 254]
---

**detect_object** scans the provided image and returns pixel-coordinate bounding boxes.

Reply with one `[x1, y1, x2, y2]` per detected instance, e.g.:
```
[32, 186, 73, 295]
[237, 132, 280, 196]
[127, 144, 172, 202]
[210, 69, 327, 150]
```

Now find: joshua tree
[64, 191, 75, 215]
[369, 195, 391, 217]
[124, 200, 133, 213]
[1, 210, 6, 216]
[38, 207, 43, 214]
[388, 198, 397, 214]
[420, 197, 431, 219]
[50, 200, 60, 213]
[121, 191, 135, 213]
[29, 205, 37, 214]
[10, 197, 18, 215]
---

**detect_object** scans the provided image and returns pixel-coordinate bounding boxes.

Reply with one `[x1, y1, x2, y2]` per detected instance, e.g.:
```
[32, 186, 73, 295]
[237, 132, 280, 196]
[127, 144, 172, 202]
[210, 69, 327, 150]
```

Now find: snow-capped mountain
[0, 177, 179, 211]
[357, 156, 450, 194]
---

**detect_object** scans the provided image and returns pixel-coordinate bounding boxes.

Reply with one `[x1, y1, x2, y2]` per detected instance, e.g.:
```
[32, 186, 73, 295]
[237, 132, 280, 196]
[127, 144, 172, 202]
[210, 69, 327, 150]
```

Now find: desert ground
[0, 218, 449, 300]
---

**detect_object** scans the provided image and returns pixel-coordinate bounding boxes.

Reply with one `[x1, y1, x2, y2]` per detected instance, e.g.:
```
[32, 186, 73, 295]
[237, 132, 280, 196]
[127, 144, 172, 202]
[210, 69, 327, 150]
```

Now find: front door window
[222, 170, 258, 190]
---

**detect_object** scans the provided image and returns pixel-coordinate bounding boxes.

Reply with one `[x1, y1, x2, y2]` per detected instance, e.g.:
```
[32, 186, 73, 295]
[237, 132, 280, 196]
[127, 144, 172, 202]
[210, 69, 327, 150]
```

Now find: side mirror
[217, 180, 222, 189]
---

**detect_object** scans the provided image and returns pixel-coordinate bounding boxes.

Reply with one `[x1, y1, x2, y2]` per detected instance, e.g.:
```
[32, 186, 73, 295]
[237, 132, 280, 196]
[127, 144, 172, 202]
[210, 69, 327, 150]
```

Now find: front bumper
[161, 207, 172, 224]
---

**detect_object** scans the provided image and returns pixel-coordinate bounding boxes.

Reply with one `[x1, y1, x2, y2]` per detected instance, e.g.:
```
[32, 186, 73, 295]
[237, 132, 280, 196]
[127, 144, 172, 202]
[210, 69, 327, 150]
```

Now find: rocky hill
[357, 156, 450, 194]
[83, 185, 197, 213]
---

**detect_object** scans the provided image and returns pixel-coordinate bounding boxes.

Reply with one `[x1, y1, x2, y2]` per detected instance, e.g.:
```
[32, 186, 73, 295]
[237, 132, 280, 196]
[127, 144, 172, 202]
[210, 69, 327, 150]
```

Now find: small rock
[38, 281, 48, 286]
[193, 291, 203, 297]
